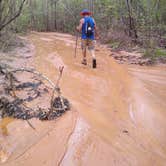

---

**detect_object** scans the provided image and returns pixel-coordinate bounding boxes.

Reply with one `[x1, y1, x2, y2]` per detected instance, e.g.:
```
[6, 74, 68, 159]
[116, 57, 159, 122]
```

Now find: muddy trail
[0, 32, 166, 166]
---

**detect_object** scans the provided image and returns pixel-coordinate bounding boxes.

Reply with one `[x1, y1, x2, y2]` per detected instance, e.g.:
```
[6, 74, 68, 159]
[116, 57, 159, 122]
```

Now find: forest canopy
[0, 0, 166, 51]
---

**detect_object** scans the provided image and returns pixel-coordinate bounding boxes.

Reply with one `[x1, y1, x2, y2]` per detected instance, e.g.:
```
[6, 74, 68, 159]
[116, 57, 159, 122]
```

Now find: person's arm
[76, 19, 84, 32]
[94, 25, 99, 40]
[93, 19, 99, 40]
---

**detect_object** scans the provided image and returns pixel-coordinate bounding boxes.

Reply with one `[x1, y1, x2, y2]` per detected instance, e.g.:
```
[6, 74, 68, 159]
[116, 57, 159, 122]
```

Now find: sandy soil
[0, 32, 166, 166]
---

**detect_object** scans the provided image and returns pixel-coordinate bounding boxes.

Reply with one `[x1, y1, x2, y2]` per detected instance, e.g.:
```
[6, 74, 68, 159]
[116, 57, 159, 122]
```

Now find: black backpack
[85, 20, 93, 37]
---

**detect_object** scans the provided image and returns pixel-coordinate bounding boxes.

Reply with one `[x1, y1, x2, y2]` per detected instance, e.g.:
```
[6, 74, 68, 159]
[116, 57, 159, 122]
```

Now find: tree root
[0, 65, 70, 121]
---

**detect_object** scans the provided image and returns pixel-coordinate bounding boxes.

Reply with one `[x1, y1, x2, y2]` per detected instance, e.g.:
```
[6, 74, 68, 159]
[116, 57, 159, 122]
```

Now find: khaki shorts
[81, 39, 95, 50]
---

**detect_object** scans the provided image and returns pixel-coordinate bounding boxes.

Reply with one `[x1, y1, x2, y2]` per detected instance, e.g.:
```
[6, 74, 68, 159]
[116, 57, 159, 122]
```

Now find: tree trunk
[126, 0, 138, 40]
[54, 1, 57, 30]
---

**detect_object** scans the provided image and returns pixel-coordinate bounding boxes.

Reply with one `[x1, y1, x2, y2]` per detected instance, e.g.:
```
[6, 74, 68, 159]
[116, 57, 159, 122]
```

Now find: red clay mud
[0, 32, 166, 166]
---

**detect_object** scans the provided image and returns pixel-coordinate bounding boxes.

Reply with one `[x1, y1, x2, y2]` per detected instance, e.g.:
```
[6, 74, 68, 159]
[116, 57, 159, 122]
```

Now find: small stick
[8, 72, 17, 98]
[74, 32, 79, 58]
[50, 66, 65, 114]
[11, 68, 55, 89]
[26, 120, 36, 130]
[56, 66, 64, 87]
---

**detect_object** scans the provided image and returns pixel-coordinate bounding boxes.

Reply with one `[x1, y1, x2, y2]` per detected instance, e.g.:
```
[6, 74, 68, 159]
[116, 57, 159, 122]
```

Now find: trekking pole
[74, 31, 79, 58]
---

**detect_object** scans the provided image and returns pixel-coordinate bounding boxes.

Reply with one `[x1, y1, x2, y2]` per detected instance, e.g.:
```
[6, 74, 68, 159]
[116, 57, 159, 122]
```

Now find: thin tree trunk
[0, 0, 26, 32]
[54, 1, 57, 30]
[126, 0, 138, 40]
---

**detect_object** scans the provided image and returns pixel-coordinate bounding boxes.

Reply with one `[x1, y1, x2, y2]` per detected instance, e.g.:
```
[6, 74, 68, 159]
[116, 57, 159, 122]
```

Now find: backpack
[85, 19, 94, 37]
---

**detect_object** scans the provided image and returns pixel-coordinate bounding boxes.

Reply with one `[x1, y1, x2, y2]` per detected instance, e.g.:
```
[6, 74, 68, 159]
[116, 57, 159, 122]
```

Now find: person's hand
[76, 26, 81, 32]
[95, 35, 99, 40]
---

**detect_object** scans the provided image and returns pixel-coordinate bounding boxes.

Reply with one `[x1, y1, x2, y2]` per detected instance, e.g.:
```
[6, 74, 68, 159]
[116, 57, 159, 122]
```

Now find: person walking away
[76, 9, 98, 68]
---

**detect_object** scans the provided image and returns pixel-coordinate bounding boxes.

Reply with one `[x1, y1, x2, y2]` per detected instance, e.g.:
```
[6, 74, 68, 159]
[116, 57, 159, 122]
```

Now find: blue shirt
[82, 16, 95, 40]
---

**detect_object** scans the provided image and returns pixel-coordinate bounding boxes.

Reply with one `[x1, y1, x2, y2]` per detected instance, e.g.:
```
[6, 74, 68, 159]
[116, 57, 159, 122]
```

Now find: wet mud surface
[0, 32, 166, 166]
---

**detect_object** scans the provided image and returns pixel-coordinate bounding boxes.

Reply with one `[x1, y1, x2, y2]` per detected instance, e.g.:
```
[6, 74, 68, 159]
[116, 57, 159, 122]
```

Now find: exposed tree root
[0, 64, 70, 121]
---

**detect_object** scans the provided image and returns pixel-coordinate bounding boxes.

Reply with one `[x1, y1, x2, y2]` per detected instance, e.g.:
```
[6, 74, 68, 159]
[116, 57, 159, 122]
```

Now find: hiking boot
[92, 59, 97, 68]
[81, 59, 87, 65]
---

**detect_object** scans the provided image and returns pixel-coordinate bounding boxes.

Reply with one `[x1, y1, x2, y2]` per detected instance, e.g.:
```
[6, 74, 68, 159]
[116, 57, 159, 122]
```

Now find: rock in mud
[123, 130, 129, 134]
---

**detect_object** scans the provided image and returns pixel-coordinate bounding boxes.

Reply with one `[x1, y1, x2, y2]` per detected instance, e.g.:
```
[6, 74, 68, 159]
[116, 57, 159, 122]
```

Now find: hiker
[76, 9, 98, 68]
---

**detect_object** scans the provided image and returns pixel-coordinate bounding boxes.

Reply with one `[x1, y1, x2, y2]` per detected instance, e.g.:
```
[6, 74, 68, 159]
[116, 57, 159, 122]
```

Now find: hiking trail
[1, 32, 166, 166]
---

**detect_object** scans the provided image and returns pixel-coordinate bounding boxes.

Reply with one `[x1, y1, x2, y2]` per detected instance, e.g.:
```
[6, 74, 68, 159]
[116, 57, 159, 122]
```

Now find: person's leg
[81, 39, 87, 65]
[88, 40, 97, 68]
[90, 49, 96, 59]
[82, 48, 87, 65]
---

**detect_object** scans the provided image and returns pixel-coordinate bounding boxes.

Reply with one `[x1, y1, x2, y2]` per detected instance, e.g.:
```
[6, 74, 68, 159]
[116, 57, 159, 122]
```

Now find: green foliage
[1, 0, 166, 55]
[155, 48, 166, 57]
[15, 6, 31, 32]
[144, 48, 166, 58]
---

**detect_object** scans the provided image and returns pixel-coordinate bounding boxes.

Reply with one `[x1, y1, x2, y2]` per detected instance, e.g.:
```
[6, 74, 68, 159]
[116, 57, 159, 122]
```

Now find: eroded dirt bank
[1, 32, 166, 166]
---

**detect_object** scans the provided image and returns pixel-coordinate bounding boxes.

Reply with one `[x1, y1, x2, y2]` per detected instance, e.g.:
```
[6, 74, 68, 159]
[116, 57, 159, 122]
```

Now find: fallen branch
[9, 68, 65, 113]
[50, 66, 65, 116]
[10, 68, 55, 89]
[26, 120, 36, 130]
[8, 72, 17, 98]
[0, 66, 70, 121]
